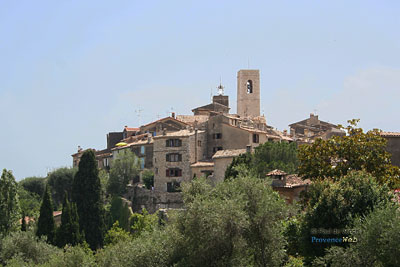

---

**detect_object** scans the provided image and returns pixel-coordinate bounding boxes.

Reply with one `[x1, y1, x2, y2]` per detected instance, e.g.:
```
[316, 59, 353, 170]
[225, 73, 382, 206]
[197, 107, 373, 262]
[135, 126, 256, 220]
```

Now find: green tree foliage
[108, 196, 132, 231]
[142, 169, 154, 189]
[44, 244, 96, 267]
[98, 168, 109, 199]
[56, 193, 82, 247]
[130, 208, 157, 237]
[225, 141, 299, 180]
[0, 230, 60, 266]
[19, 176, 46, 197]
[299, 170, 392, 263]
[314, 203, 400, 267]
[104, 221, 132, 246]
[96, 228, 177, 267]
[72, 150, 105, 250]
[224, 152, 253, 179]
[18, 185, 41, 218]
[47, 167, 77, 209]
[298, 119, 400, 188]
[176, 170, 289, 266]
[253, 141, 299, 176]
[0, 169, 21, 236]
[21, 213, 26, 232]
[107, 149, 140, 196]
[36, 185, 55, 244]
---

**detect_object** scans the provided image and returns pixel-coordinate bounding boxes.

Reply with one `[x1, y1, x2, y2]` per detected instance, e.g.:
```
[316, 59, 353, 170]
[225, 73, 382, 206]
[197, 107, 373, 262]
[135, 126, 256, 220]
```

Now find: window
[140, 146, 145, 154]
[247, 80, 253, 93]
[198, 140, 202, 147]
[165, 168, 182, 177]
[166, 153, 182, 162]
[213, 147, 223, 153]
[213, 133, 222, 139]
[253, 133, 259, 143]
[166, 139, 182, 147]
[155, 167, 158, 174]
[140, 158, 145, 169]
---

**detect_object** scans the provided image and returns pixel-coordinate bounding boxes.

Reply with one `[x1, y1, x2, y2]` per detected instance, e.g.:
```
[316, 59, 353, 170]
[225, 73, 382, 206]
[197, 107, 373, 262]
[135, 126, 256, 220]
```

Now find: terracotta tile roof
[176, 115, 209, 125]
[124, 126, 139, 132]
[141, 116, 189, 128]
[267, 169, 287, 176]
[285, 175, 311, 186]
[191, 161, 214, 167]
[381, 132, 400, 137]
[154, 129, 205, 138]
[212, 149, 247, 159]
[53, 211, 62, 217]
[271, 174, 311, 188]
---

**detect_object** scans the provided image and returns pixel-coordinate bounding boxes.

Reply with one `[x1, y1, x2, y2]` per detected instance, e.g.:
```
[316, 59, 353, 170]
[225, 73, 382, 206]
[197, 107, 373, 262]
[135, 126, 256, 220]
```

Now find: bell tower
[237, 69, 260, 118]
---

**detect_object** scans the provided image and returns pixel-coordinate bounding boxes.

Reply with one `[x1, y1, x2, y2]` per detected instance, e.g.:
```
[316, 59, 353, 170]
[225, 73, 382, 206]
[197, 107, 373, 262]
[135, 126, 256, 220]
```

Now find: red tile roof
[124, 127, 139, 131]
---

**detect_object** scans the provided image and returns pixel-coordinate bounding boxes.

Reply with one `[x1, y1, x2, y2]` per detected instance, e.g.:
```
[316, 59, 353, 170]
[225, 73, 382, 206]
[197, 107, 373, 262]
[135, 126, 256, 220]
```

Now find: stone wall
[384, 136, 400, 167]
[127, 186, 184, 213]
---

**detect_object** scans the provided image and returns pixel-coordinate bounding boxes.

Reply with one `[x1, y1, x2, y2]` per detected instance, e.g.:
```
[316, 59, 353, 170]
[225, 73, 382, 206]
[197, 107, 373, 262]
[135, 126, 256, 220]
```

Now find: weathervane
[217, 76, 224, 95]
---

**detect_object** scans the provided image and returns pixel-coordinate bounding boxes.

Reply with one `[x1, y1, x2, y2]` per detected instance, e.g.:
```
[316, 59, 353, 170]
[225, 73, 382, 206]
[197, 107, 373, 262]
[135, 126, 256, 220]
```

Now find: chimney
[78, 146, 82, 152]
[171, 112, 175, 118]
[283, 130, 287, 136]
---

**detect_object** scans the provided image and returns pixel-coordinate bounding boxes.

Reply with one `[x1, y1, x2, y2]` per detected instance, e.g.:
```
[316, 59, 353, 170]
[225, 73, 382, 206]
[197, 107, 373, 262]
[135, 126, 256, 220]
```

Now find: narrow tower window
[247, 80, 253, 94]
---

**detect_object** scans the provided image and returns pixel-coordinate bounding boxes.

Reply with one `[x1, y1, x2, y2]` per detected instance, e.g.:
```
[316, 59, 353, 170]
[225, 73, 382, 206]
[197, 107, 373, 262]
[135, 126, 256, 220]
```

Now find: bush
[141, 169, 154, 190]
[0, 230, 60, 265]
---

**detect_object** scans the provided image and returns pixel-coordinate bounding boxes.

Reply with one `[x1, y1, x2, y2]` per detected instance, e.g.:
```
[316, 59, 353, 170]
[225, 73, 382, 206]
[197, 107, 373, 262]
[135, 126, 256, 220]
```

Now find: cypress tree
[36, 185, 55, 244]
[0, 169, 21, 236]
[56, 192, 82, 247]
[72, 150, 105, 250]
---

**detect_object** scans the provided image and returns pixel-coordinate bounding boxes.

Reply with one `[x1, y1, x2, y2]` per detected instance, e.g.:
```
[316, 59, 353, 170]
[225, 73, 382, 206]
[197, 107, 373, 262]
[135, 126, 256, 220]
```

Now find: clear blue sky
[1, 0, 400, 180]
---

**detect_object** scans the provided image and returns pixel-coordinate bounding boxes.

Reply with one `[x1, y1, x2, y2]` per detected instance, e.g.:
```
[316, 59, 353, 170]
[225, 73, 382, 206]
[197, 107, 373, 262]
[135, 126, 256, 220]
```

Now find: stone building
[267, 169, 310, 204]
[153, 129, 206, 192]
[289, 113, 345, 143]
[381, 132, 400, 167]
[72, 69, 344, 197]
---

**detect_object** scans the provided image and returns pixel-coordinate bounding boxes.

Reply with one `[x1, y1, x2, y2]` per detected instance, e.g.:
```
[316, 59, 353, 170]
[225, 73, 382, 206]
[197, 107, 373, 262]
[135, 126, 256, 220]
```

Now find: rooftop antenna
[135, 108, 143, 126]
[166, 107, 174, 117]
[217, 76, 224, 95]
[210, 88, 213, 102]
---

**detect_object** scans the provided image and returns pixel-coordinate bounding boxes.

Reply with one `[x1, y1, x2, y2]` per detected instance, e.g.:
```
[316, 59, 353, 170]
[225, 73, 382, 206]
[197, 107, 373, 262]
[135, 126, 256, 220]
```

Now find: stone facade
[237, 69, 260, 118]
[153, 130, 206, 192]
[72, 68, 351, 212]
[381, 132, 400, 167]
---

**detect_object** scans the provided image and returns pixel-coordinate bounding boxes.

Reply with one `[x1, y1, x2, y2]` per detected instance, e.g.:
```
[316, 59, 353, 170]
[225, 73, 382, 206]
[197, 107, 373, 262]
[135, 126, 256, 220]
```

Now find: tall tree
[0, 169, 21, 236]
[298, 170, 392, 263]
[56, 192, 82, 247]
[72, 150, 105, 250]
[107, 149, 140, 196]
[47, 167, 77, 209]
[36, 185, 55, 244]
[298, 119, 400, 188]
[19, 176, 46, 197]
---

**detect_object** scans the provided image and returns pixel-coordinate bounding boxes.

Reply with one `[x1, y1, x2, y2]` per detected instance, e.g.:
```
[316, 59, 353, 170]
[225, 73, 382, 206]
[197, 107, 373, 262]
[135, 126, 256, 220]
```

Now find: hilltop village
[71, 69, 400, 211]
